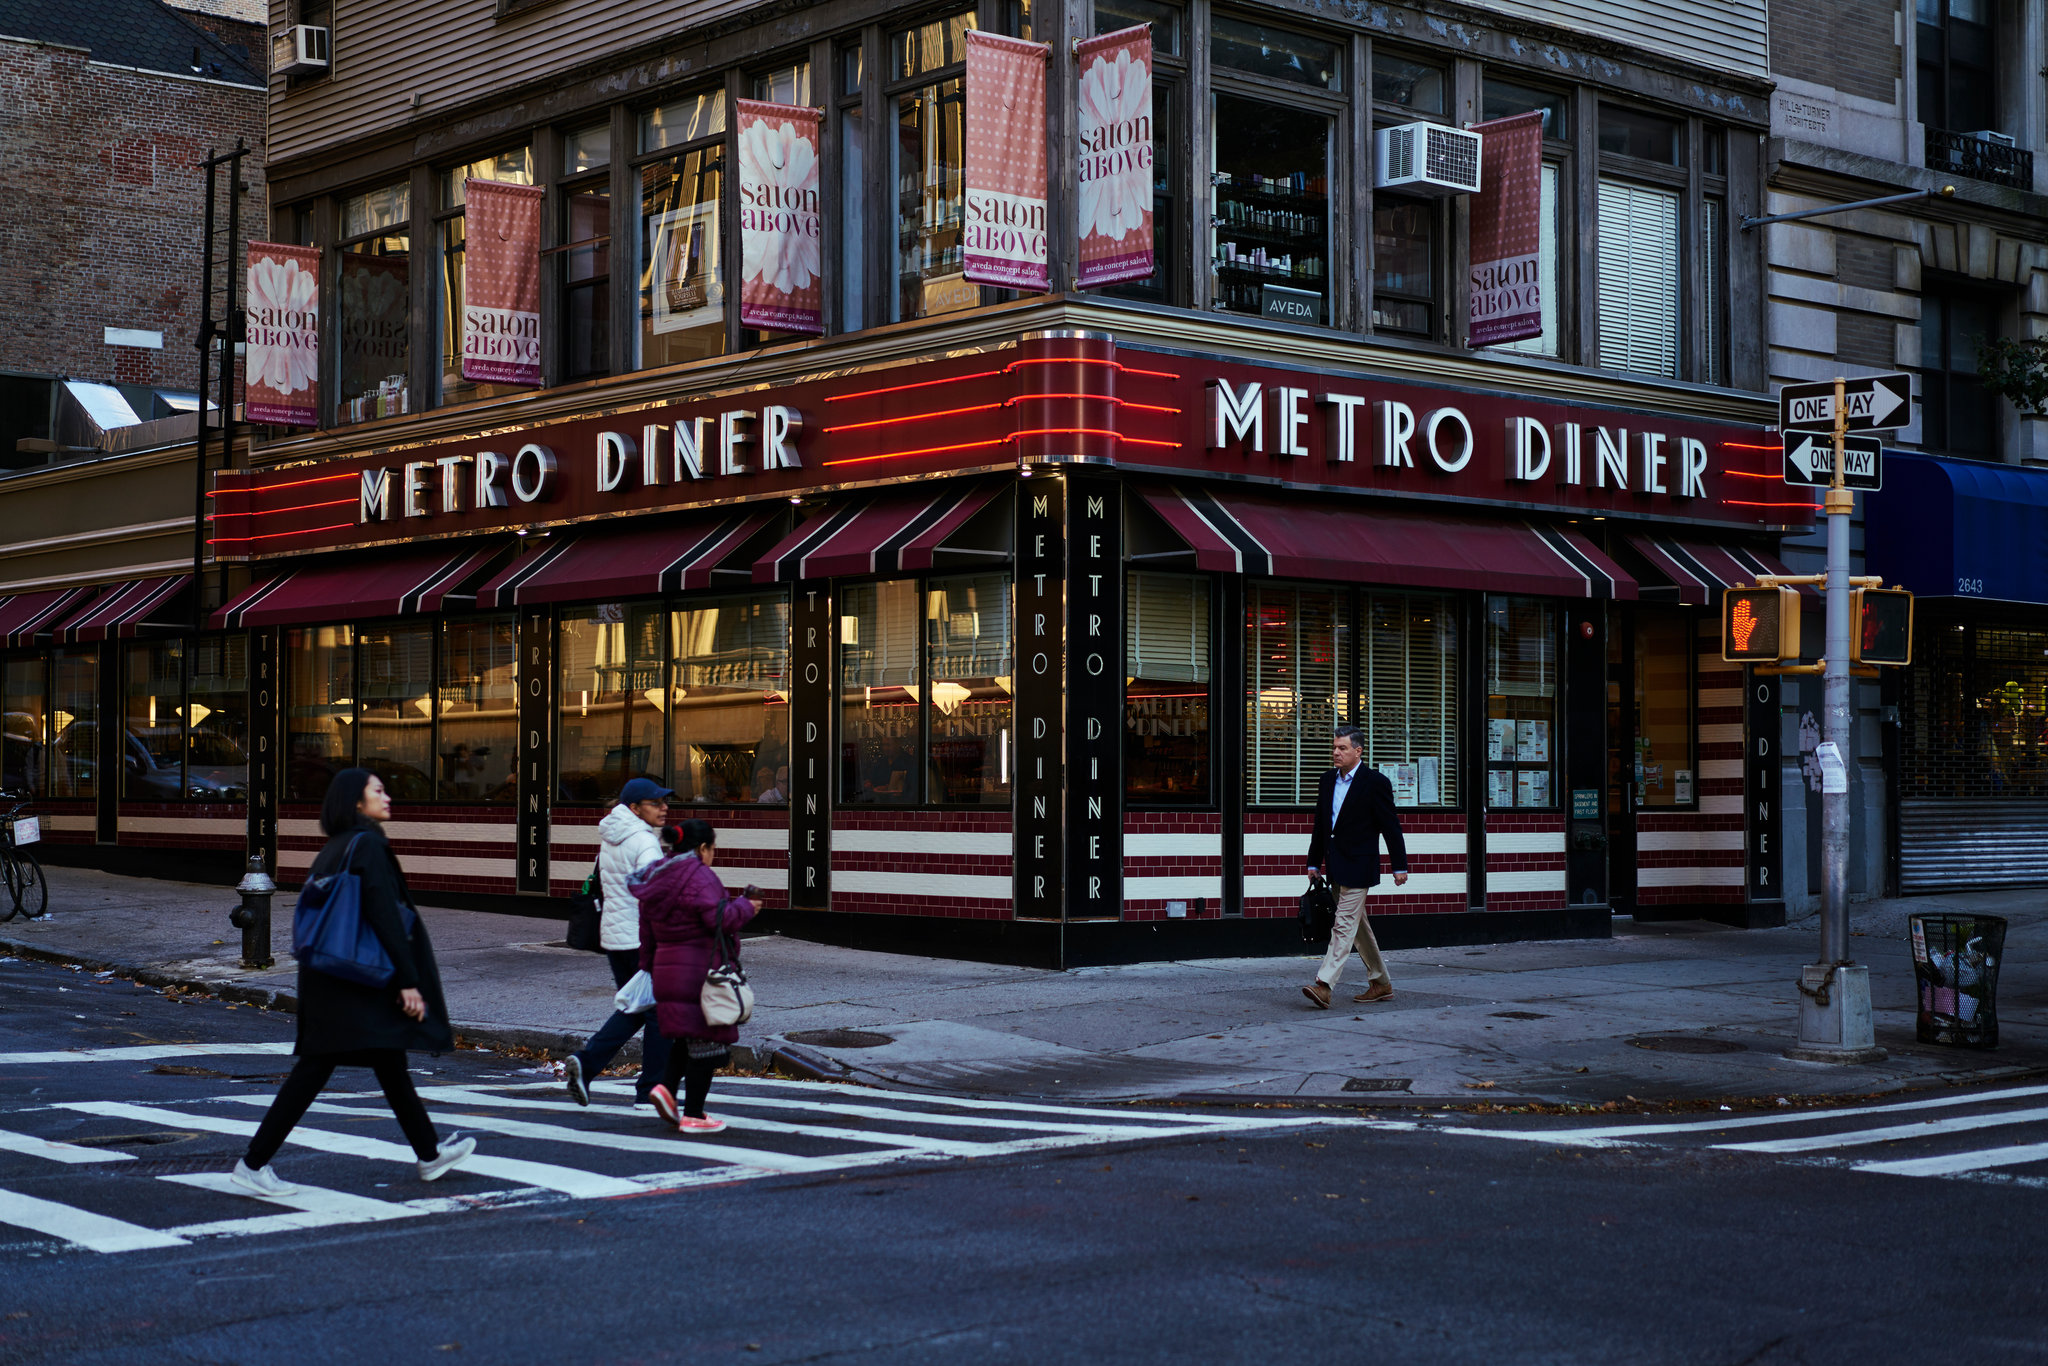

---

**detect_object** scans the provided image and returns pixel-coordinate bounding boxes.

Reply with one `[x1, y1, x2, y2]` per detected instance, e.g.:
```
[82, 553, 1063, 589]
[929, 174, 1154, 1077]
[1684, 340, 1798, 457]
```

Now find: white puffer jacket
[595, 803, 663, 951]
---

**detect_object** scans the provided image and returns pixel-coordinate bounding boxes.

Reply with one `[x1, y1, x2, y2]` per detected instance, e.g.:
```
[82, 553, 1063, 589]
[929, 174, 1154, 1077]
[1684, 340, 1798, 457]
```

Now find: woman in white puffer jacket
[563, 778, 673, 1109]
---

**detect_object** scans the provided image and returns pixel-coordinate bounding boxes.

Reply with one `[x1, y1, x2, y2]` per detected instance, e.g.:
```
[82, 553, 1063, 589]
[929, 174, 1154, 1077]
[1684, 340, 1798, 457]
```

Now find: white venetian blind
[1127, 574, 1212, 683]
[1360, 592, 1458, 805]
[1245, 584, 1347, 807]
[1596, 179, 1680, 379]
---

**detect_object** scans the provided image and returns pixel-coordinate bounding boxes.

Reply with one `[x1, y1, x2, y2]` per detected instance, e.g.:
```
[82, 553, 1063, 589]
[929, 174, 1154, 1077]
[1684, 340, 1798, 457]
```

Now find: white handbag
[699, 920, 754, 1026]
[613, 969, 655, 1015]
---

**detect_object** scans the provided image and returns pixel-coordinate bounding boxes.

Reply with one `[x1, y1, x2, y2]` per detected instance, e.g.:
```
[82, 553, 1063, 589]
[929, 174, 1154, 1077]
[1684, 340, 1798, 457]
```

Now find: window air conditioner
[1375, 122, 1484, 196]
[1969, 129, 2017, 147]
[272, 24, 330, 76]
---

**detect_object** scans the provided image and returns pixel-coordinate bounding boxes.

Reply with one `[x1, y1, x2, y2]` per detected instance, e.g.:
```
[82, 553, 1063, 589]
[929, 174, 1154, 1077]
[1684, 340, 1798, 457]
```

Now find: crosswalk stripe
[1442, 1083, 2048, 1145]
[0, 1187, 187, 1252]
[159, 1173, 429, 1237]
[0, 1125, 135, 1164]
[60, 1100, 642, 1199]
[1716, 1105, 2048, 1155]
[0, 1043, 297, 1066]
[1851, 1142, 2048, 1178]
[672, 1076, 1327, 1127]
[648, 1088, 1264, 1137]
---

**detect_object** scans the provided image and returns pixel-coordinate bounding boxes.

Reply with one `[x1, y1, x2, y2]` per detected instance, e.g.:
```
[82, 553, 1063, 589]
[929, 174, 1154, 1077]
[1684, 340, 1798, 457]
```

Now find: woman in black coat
[230, 768, 477, 1195]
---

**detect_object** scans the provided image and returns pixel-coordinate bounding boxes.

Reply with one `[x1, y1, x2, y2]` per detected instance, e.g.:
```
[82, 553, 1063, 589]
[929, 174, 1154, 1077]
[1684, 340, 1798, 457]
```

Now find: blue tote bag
[292, 833, 418, 988]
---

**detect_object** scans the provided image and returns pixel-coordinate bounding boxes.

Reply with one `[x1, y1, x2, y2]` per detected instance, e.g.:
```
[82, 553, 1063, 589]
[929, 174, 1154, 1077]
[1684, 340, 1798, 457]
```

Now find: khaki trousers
[1315, 884, 1391, 988]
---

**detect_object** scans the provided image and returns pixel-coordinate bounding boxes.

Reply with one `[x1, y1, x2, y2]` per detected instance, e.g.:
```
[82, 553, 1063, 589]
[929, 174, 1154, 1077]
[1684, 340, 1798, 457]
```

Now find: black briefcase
[1299, 876, 1337, 942]
[564, 860, 604, 953]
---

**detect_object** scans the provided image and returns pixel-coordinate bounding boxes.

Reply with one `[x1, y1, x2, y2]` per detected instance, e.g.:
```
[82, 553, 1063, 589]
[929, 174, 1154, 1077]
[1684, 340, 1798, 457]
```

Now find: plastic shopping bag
[614, 969, 656, 1015]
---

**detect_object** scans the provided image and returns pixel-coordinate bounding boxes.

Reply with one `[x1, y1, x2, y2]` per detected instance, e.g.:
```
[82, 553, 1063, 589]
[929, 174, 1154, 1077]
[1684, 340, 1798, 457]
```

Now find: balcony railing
[1926, 127, 2035, 191]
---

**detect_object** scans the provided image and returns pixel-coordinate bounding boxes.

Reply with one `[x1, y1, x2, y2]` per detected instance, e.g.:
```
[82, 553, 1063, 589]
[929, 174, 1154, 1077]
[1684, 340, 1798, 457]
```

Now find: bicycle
[0, 792, 47, 922]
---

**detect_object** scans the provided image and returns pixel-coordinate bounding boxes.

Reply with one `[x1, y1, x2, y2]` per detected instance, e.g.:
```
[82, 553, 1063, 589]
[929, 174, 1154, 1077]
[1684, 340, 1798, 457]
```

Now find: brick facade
[1771, 0, 1900, 105]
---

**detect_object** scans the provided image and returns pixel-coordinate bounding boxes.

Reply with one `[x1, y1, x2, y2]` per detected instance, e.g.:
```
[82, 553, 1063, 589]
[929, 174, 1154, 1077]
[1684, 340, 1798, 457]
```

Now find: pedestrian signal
[1852, 588, 1913, 665]
[1721, 585, 1799, 663]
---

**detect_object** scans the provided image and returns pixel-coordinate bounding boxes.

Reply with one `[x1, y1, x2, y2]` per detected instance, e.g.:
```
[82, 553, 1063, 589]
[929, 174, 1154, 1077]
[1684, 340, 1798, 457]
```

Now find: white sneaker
[417, 1135, 476, 1182]
[230, 1158, 300, 1197]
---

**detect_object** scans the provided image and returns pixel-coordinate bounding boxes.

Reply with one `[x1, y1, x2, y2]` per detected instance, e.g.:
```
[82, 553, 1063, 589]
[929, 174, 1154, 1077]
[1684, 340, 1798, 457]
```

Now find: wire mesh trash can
[1909, 913, 2006, 1048]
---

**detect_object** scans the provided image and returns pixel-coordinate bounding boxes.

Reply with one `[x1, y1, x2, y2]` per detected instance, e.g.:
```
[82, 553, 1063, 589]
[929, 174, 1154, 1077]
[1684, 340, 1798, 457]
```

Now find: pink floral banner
[1467, 112, 1546, 348]
[244, 242, 319, 426]
[963, 30, 1050, 292]
[1076, 26, 1154, 289]
[737, 99, 824, 335]
[462, 179, 543, 385]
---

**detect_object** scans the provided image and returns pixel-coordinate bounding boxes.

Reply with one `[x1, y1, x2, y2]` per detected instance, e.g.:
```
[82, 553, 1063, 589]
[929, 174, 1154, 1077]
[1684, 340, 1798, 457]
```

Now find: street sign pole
[1791, 377, 1886, 1063]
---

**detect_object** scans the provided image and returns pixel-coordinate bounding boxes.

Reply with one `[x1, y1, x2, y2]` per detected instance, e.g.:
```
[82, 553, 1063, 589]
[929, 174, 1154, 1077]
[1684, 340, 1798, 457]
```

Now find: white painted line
[63, 1100, 642, 1199]
[0, 1043, 297, 1066]
[0, 1187, 186, 1252]
[605, 1077, 1340, 1128]
[1716, 1105, 2048, 1154]
[1448, 1084, 2048, 1145]
[1852, 1142, 2048, 1178]
[160, 1172, 429, 1237]
[0, 1126, 135, 1164]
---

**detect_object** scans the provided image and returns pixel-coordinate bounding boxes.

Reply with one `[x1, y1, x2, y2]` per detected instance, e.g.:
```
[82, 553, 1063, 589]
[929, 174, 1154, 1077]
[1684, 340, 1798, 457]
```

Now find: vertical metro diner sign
[736, 100, 824, 335]
[963, 30, 1050, 291]
[244, 242, 320, 426]
[462, 179, 544, 385]
[1075, 25, 1154, 289]
[1466, 111, 1545, 348]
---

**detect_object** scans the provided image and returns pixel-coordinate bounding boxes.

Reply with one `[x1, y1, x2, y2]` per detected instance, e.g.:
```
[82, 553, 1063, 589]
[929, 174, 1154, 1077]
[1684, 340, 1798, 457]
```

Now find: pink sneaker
[648, 1084, 678, 1125]
[675, 1114, 726, 1134]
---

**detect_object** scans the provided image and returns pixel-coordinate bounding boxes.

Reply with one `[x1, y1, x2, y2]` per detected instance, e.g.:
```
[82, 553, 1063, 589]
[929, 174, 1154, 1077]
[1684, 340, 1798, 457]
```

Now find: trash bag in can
[1909, 913, 2006, 1048]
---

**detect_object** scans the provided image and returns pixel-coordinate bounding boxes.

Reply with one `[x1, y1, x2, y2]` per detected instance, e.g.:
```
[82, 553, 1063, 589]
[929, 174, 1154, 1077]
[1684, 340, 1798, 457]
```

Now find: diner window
[124, 641, 185, 800]
[435, 147, 535, 408]
[336, 184, 411, 425]
[1485, 596, 1556, 810]
[558, 606, 665, 803]
[286, 626, 353, 802]
[1917, 0, 1995, 135]
[1126, 573, 1211, 805]
[438, 616, 517, 802]
[638, 89, 729, 369]
[1359, 592, 1458, 807]
[926, 574, 1012, 805]
[2, 657, 44, 795]
[560, 124, 612, 382]
[1211, 94, 1331, 322]
[890, 12, 977, 322]
[671, 592, 791, 806]
[840, 580, 923, 804]
[1919, 285, 2001, 458]
[1596, 179, 1679, 378]
[356, 623, 435, 800]
[1246, 583, 1348, 807]
[187, 636, 251, 801]
[1632, 614, 1695, 809]
[838, 42, 869, 331]
[48, 649, 96, 800]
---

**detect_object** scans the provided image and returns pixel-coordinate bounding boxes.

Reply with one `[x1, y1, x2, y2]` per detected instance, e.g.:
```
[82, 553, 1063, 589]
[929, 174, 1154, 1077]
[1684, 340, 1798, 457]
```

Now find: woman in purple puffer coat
[630, 817, 757, 1133]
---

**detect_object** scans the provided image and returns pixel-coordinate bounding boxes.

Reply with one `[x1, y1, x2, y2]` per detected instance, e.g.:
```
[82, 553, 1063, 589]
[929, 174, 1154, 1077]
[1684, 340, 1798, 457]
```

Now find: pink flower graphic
[246, 256, 318, 396]
[1078, 48, 1152, 244]
[739, 116, 821, 294]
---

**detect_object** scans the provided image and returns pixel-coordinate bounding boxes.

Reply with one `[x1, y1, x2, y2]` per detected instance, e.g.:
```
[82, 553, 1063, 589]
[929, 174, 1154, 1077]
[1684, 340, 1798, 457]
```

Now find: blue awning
[1865, 452, 2048, 604]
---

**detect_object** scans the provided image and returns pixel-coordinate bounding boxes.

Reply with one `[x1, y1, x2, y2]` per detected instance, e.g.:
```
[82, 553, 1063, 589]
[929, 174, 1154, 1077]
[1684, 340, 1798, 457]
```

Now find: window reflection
[671, 592, 791, 806]
[357, 623, 436, 800]
[926, 574, 1011, 804]
[439, 617, 517, 802]
[840, 580, 922, 803]
[286, 626, 353, 802]
[558, 606, 664, 803]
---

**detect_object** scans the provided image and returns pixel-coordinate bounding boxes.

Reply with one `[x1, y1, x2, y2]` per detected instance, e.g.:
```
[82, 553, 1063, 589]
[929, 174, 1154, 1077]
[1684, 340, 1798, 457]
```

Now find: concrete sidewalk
[6, 866, 2044, 1107]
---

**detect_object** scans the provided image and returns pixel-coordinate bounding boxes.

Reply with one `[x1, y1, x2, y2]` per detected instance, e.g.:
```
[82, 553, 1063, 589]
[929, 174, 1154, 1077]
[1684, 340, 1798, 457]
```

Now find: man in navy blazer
[1303, 727, 1409, 1009]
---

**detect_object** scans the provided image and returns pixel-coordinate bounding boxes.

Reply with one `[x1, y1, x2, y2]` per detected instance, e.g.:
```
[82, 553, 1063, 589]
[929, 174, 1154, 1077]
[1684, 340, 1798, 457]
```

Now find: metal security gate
[1899, 799, 2048, 892]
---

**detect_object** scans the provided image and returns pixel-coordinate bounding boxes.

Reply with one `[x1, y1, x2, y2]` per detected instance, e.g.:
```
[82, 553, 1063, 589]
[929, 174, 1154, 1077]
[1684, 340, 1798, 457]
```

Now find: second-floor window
[336, 183, 411, 426]
[1917, 0, 1994, 136]
[436, 147, 536, 409]
[1919, 285, 2001, 458]
[637, 89, 730, 370]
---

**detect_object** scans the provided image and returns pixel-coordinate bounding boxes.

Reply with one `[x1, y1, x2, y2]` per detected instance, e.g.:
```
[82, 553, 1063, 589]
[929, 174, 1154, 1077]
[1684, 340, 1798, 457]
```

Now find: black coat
[294, 822, 455, 1055]
[1305, 765, 1410, 889]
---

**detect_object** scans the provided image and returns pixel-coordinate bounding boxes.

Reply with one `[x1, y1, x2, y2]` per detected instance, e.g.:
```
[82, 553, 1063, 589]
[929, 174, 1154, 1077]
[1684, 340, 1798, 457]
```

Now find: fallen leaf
[1463, 1081, 1497, 1090]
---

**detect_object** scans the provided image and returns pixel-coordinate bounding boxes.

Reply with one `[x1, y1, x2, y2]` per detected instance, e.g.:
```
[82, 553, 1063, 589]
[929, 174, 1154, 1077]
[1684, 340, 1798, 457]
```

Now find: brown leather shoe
[1301, 981, 1332, 1009]
[1353, 981, 1394, 1003]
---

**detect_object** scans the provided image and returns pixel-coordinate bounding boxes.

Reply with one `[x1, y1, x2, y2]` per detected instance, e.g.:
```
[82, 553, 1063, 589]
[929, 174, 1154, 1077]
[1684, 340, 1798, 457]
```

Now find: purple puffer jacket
[631, 853, 756, 1042]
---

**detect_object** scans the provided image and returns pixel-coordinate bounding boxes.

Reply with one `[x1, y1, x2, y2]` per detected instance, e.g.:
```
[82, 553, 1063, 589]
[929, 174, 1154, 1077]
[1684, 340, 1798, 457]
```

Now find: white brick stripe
[278, 850, 516, 880]
[833, 829, 1009, 856]
[1699, 760, 1742, 780]
[551, 825, 789, 855]
[117, 816, 244, 837]
[1699, 723, 1743, 744]
[1636, 829, 1745, 852]
[1700, 795, 1742, 815]
[1244, 871, 1465, 899]
[1637, 865, 1744, 888]
[43, 815, 94, 832]
[1245, 831, 1463, 858]
[1123, 875, 1225, 901]
[1699, 688, 1743, 707]
[1124, 833, 1223, 859]
[1486, 831, 1565, 855]
[1485, 869, 1568, 893]
[831, 871, 1010, 900]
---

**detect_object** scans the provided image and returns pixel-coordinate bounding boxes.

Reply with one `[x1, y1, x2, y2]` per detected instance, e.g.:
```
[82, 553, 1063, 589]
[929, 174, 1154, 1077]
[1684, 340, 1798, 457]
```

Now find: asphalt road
[2, 955, 2044, 1366]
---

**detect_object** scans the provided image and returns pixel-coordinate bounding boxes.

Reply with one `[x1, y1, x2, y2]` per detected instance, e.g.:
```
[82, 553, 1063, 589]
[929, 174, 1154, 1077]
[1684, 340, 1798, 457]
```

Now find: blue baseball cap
[619, 778, 676, 805]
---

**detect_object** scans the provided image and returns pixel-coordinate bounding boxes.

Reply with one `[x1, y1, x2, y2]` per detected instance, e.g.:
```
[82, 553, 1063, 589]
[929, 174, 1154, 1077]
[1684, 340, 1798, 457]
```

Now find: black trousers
[244, 1048, 439, 1170]
[659, 1047, 725, 1119]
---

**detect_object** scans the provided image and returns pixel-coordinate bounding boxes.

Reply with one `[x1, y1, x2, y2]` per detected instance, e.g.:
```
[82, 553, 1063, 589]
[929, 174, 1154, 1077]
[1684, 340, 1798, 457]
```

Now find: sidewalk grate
[1628, 1035, 1747, 1054]
[1342, 1077, 1413, 1092]
[784, 1029, 896, 1049]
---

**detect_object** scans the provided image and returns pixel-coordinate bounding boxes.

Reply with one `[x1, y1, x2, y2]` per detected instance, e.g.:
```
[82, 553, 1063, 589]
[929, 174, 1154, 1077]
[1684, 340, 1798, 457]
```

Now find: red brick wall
[830, 809, 1011, 919]
[1123, 810, 1223, 921]
[1486, 811, 1567, 912]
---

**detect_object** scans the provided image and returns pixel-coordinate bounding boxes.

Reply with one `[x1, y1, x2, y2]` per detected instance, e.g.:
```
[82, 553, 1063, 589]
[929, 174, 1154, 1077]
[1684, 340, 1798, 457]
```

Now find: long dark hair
[676, 817, 716, 854]
[320, 768, 377, 837]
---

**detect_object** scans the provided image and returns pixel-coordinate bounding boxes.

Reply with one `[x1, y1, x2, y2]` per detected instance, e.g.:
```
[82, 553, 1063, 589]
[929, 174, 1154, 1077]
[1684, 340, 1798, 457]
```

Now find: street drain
[1341, 1077, 1413, 1093]
[784, 1029, 895, 1049]
[69, 1131, 201, 1149]
[1491, 1011, 1550, 1020]
[1628, 1035, 1747, 1054]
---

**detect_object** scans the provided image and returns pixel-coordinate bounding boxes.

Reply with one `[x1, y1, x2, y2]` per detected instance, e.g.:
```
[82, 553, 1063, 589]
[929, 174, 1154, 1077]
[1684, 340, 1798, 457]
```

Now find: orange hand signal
[1730, 597, 1758, 651]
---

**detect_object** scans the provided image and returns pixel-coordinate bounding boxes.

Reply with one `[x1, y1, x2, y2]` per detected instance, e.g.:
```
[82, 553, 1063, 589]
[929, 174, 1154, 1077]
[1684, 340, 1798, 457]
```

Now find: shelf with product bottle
[1210, 168, 1328, 318]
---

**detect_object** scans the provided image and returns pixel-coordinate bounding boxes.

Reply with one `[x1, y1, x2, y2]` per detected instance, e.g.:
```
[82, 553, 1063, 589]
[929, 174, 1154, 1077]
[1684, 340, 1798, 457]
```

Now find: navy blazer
[1306, 765, 1409, 889]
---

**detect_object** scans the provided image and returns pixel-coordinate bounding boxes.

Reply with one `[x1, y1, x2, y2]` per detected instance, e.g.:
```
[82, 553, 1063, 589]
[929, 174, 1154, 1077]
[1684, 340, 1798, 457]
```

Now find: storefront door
[1605, 630, 1638, 911]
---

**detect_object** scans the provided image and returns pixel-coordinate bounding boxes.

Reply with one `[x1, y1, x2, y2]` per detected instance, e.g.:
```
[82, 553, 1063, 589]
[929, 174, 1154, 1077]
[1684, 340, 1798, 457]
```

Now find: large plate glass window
[188, 635, 250, 801]
[840, 579, 923, 803]
[637, 89, 729, 369]
[1126, 572, 1210, 804]
[671, 591, 791, 806]
[336, 183, 411, 425]
[926, 574, 1011, 805]
[1245, 583, 1348, 806]
[439, 616, 517, 802]
[890, 12, 977, 322]
[1359, 592, 1458, 807]
[356, 623, 436, 800]
[434, 147, 534, 408]
[285, 626, 353, 801]
[560, 125, 611, 382]
[557, 605, 665, 802]
[48, 649, 96, 800]
[124, 641, 186, 800]
[2, 658, 44, 795]
[1485, 596, 1556, 809]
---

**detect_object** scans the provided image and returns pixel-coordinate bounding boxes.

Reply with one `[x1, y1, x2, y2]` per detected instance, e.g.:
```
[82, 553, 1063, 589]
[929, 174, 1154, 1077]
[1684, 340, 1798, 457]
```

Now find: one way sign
[1779, 373, 1913, 434]
[1783, 432, 1881, 490]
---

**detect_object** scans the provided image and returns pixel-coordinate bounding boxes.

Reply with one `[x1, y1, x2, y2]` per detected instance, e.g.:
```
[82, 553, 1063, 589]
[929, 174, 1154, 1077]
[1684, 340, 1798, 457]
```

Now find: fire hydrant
[229, 853, 276, 970]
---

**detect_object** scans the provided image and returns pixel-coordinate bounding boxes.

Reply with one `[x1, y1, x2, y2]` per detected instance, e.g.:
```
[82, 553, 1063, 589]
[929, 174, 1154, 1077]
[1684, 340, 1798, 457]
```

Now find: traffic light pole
[1789, 377, 1886, 1063]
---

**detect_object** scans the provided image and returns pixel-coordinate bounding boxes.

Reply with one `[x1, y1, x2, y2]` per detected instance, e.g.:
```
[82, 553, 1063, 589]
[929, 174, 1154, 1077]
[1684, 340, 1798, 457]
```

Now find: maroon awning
[754, 481, 1003, 583]
[477, 508, 780, 608]
[46, 575, 190, 643]
[1626, 534, 1804, 605]
[1134, 484, 1637, 599]
[211, 545, 502, 629]
[0, 585, 103, 648]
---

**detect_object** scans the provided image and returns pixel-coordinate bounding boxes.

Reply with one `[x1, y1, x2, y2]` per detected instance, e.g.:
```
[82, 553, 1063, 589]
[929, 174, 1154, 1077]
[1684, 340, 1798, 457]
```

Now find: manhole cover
[1341, 1077, 1413, 1093]
[1627, 1035, 1747, 1054]
[1491, 1011, 1549, 1020]
[785, 1029, 895, 1049]
[69, 1131, 200, 1149]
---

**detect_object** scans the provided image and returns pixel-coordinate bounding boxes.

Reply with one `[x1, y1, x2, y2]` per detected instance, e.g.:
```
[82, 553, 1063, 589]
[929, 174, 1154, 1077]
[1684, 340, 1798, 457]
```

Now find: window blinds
[1245, 584, 1347, 806]
[1127, 573, 1212, 684]
[841, 580, 921, 688]
[1596, 179, 1680, 379]
[1359, 592, 1458, 804]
